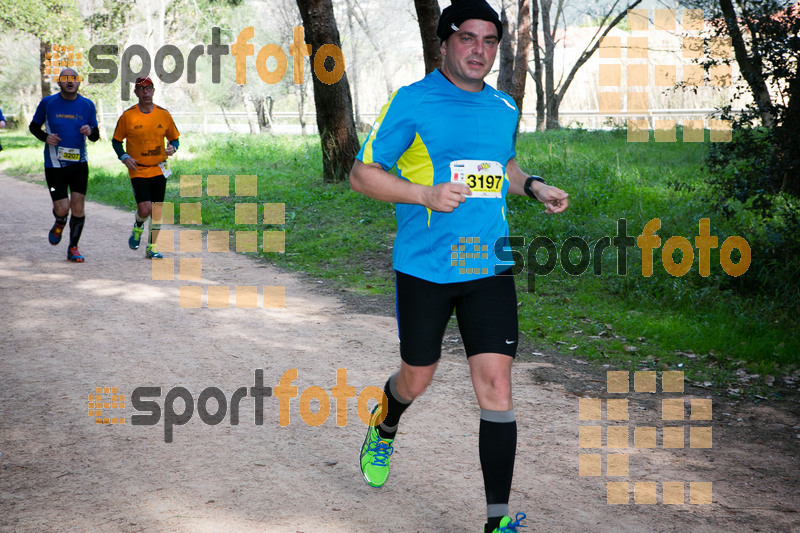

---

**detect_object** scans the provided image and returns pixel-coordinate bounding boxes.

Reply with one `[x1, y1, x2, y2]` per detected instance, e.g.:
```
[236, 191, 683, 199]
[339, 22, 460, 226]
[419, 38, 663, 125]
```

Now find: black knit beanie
[436, 0, 503, 43]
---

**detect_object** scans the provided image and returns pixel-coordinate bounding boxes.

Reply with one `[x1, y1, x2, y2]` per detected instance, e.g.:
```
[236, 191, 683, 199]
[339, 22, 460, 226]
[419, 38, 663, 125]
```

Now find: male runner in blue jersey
[29, 68, 100, 262]
[350, 1, 569, 531]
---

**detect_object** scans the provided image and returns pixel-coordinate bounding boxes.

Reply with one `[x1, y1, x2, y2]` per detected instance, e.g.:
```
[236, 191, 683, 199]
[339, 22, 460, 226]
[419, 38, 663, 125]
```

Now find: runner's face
[440, 19, 499, 92]
[135, 85, 155, 105]
[57, 70, 80, 94]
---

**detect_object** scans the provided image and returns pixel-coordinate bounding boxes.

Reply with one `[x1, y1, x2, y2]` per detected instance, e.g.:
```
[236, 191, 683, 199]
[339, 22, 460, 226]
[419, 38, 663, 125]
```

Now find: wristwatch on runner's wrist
[524, 176, 546, 198]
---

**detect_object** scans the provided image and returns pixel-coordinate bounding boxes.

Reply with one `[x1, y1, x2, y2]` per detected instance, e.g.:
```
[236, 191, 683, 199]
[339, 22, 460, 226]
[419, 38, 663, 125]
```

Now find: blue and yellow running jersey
[31, 93, 98, 168]
[357, 69, 519, 284]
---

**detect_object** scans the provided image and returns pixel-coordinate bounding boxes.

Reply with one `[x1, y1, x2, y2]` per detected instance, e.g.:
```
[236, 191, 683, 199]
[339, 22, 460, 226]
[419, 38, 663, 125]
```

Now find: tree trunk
[719, 0, 774, 127]
[497, 2, 515, 95]
[97, 100, 106, 140]
[297, 84, 307, 136]
[19, 103, 30, 129]
[242, 92, 257, 134]
[220, 105, 233, 133]
[777, 73, 800, 196]
[255, 96, 269, 132]
[266, 96, 275, 131]
[509, 0, 531, 112]
[540, 0, 558, 129]
[537, 0, 640, 130]
[157, 0, 165, 48]
[345, 0, 394, 98]
[531, 0, 545, 131]
[39, 40, 51, 99]
[413, 0, 442, 74]
[346, 3, 361, 125]
[295, 0, 360, 183]
[554, 0, 643, 125]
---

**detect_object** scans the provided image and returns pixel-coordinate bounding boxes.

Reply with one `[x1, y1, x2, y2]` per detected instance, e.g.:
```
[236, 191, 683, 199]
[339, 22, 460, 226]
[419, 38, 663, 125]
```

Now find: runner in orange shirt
[112, 77, 180, 259]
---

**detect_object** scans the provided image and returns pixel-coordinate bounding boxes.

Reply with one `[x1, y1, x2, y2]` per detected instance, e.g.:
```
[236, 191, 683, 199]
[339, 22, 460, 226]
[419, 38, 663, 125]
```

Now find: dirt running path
[1, 174, 798, 532]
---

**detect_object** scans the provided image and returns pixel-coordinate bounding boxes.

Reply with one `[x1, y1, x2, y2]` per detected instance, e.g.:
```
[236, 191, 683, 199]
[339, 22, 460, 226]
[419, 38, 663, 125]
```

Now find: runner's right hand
[123, 157, 139, 170]
[423, 182, 471, 212]
[45, 134, 61, 146]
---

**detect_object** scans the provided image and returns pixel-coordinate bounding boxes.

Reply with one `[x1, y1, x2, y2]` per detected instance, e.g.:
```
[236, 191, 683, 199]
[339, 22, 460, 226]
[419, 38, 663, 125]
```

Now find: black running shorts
[44, 162, 88, 202]
[394, 269, 518, 367]
[130, 175, 167, 204]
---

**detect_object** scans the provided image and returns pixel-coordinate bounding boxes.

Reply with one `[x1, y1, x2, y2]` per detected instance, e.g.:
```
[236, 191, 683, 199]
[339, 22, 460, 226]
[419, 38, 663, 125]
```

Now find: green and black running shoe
[129, 223, 144, 249]
[359, 404, 393, 488]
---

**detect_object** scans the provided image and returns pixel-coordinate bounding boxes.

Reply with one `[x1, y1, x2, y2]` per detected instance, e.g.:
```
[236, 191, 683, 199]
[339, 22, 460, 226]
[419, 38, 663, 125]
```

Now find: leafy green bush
[703, 125, 800, 313]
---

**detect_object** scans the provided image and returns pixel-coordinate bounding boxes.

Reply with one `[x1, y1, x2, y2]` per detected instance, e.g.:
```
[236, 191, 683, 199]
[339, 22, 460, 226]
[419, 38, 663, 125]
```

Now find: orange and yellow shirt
[113, 105, 179, 178]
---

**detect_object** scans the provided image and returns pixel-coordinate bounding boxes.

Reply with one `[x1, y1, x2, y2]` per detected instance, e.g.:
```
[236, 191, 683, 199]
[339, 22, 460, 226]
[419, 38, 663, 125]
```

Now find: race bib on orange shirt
[158, 161, 172, 178]
[449, 160, 504, 198]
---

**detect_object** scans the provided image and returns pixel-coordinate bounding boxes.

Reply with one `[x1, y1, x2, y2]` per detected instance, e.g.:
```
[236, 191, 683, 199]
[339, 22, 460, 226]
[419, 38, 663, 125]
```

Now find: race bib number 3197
[450, 160, 504, 198]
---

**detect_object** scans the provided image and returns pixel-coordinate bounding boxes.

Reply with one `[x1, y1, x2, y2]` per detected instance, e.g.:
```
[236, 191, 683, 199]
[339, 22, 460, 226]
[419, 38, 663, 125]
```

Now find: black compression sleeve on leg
[377, 373, 412, 440]
[68, 215, 85, 248]
[480, 409, 517, 527]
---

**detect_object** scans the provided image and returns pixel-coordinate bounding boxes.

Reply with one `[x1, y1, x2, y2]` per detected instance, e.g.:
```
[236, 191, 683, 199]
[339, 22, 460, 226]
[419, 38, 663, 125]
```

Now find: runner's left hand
[535, 185, 569, 214]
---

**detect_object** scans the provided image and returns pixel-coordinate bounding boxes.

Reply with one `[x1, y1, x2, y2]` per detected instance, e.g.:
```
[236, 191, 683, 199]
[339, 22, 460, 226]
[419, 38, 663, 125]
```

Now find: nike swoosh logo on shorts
[505, 339, 516, 344]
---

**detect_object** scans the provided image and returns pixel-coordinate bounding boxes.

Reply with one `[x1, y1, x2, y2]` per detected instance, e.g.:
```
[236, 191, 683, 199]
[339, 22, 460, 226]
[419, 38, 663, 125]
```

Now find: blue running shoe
[129, 223, 144, 249]
[49, 221, 65, 245]
[67, 246, 84, 263]
[145, 244, 163, 259]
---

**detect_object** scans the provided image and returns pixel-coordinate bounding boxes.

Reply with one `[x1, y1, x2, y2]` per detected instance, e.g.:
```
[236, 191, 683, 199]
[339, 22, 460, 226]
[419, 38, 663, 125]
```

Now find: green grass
[2, 128, 796, 396]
